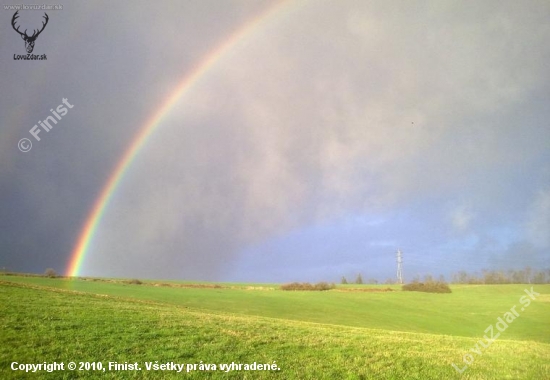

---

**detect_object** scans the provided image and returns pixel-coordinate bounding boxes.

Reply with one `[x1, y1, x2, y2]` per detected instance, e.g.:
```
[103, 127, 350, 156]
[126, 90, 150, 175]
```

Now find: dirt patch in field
[335, 288, 394, 293]
[149, 282, 225, 289]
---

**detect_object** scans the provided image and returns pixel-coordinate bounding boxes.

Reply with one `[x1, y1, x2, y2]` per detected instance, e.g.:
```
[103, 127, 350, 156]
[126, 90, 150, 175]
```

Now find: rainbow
[67, 0, 298, 277]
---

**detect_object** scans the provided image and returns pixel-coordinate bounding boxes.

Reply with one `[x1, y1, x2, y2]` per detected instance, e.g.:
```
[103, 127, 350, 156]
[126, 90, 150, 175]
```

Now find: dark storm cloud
[0, 0, 277, 275]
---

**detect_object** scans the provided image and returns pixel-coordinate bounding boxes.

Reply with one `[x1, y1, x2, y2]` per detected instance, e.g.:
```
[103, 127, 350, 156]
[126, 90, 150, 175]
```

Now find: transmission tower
[396, 249, 403, 284]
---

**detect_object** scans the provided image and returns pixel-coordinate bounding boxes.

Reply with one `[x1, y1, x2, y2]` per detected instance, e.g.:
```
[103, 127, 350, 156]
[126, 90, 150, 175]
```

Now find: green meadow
[1, 275, 549, 379]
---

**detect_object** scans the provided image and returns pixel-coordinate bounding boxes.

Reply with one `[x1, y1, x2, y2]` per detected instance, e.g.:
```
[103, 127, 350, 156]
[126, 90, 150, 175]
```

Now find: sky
[1, 0, 549, 283]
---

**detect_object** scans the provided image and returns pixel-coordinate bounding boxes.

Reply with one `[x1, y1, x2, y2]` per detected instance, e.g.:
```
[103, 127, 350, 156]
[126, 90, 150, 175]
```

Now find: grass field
[1, 275, 549, 379]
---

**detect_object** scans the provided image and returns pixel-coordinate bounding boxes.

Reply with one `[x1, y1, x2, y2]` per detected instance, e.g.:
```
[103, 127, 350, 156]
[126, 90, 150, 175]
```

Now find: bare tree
[44, 268, 57, 278]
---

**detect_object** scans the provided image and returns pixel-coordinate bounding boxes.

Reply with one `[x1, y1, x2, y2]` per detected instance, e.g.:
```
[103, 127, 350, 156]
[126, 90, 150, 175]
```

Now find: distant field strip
[3, 276, 549, 343]
[1, 280, 549, 379]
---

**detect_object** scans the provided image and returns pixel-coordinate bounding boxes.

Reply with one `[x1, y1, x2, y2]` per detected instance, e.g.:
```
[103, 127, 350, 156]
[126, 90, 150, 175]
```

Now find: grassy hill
[1, 276, 549, 379]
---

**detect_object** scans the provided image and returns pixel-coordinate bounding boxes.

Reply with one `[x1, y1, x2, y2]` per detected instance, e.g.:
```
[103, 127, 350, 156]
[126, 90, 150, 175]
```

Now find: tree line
[450, 267, 550, 284]
[341, 267, 550, 285]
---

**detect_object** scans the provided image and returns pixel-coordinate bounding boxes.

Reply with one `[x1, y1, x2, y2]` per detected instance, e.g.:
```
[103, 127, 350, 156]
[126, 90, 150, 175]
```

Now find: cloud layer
[1, 0, 549, 280]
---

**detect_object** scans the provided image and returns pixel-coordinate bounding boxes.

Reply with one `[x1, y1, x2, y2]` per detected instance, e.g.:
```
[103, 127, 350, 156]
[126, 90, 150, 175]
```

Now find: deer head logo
[11, 11, 49, 53]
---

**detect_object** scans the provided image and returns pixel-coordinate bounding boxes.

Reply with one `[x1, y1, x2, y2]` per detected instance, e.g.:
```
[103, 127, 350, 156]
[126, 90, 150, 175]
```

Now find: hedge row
[280, 282, 336, 291]
[402, 281, 452, 293]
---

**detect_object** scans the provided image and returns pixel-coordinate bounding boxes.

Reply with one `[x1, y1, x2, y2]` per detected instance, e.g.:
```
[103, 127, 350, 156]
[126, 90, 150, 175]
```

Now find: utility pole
[396, 249, 403, 284]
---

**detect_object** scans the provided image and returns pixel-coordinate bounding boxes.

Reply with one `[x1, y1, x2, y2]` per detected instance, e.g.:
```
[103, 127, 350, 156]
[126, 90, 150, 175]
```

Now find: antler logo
[11, 11, 49, 53]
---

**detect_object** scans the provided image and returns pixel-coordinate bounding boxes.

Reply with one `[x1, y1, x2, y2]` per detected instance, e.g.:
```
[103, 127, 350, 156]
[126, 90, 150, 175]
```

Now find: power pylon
[396, 249, 403, 284]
